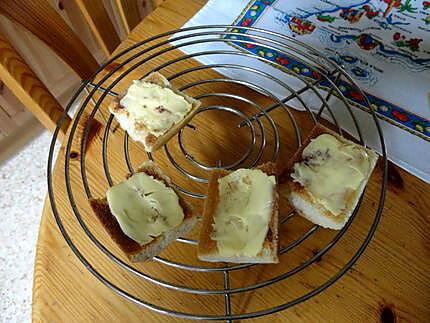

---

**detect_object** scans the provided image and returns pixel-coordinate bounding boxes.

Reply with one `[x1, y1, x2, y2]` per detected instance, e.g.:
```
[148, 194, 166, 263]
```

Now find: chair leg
[0, 31, 71, 143]
[73, 0, 121, 55]
[0, 0, 99, 80]
[115, 0, 142, 34]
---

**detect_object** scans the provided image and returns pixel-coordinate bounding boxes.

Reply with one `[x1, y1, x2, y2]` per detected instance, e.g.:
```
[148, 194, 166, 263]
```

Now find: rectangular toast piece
[89, 161, 200, 262]
[109, 72, 201, 152]
[279, 124, 379, 230]
[198, 163, 279, 264]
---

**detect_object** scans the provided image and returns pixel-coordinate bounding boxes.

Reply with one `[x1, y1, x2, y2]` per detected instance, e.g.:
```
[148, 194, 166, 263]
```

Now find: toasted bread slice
[198, 163, 279, 264]
[89, 161, 200, 262]
[109, 72, 201, 152]
[279, 124, 378, 230]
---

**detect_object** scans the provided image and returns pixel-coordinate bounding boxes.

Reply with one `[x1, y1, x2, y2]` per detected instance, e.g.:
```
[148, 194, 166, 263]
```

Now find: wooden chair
[0, 0, 162, 143]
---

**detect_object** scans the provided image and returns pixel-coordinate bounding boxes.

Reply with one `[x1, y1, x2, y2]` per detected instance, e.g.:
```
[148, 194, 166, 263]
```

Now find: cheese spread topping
[211, 169, 276, 257]
[291, 134, 372, 215]
[120, 80, 192, 136]
[106, 172, 184, 245]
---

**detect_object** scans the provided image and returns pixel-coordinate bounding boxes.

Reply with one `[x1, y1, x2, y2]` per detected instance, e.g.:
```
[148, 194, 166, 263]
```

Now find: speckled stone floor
[0, 131, 58, 323]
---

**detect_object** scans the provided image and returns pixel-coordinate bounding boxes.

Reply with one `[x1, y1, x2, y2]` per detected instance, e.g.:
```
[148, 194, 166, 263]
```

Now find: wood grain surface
[32, 0, 430, 322]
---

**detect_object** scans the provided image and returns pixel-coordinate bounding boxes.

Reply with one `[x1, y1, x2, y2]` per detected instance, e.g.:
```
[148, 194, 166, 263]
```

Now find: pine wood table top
[32, 1, 430, 322]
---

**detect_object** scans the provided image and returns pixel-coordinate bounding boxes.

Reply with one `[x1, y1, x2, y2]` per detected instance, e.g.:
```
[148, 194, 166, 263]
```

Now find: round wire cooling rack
[47, 25, 388, 321]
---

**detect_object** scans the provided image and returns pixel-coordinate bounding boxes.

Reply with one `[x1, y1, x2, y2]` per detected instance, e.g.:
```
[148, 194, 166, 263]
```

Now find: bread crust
[197, 162, 279, 263]
[279, 123, 378, 229]
[89, 161, 199, 262]
[109, 72, 201, 152]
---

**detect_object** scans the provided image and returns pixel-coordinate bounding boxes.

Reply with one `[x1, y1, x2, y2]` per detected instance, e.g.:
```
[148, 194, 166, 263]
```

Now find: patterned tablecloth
[175, 0, 430, 182]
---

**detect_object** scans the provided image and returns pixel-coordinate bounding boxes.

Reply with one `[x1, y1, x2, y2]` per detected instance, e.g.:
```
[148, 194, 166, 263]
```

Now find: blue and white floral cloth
[173, 0, 430, 183]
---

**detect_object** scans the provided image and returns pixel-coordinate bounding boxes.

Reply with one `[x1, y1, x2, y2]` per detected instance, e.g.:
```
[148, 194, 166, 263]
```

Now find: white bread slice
[109, 72, 201, 152]
[279, 124, 378, 230]
[89, 161, 200, 262]
[198, 163, 279, 264]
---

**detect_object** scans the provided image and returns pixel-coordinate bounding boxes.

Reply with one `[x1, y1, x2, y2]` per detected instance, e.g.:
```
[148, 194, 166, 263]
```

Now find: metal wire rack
[47, 25, 388, 321]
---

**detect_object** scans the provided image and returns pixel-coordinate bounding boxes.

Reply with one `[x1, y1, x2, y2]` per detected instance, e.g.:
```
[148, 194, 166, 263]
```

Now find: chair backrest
[0, 0, 161, 142]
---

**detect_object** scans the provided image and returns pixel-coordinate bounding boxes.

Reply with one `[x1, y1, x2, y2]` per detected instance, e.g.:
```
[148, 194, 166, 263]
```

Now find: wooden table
[32, 0, 430, 322]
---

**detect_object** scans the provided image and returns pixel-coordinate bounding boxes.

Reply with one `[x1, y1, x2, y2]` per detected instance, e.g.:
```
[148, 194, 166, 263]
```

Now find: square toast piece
[279, 124, 379, 230]
[89, 161, 200, 262]
[109, 72, 201, 152]
[198, 163, 279, 264]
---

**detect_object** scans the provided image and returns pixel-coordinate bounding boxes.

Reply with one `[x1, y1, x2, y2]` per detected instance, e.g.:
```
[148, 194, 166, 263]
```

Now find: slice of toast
[109, 72, 201, 152]
[198, 163, 279, 264]
[279, 124, 379, 230]
[89, 161, 200, 262]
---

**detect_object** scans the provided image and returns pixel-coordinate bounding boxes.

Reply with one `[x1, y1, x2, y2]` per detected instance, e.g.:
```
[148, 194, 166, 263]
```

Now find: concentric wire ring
[47, 25, 387, 320]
